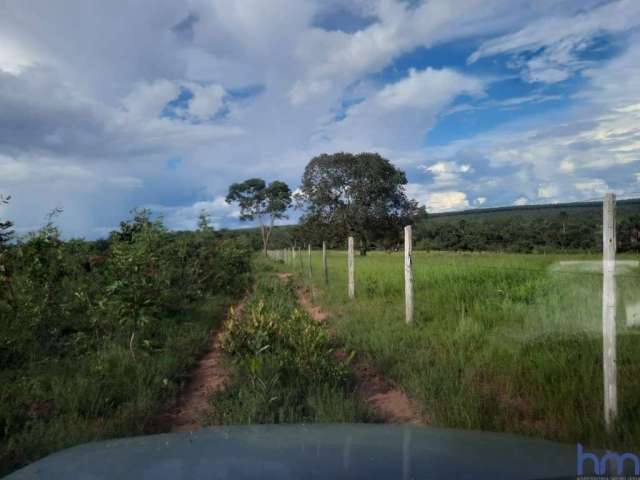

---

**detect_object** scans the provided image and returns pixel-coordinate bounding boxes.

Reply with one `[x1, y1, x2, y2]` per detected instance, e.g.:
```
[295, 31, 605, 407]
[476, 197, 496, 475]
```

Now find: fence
[267, 193, 638, 433]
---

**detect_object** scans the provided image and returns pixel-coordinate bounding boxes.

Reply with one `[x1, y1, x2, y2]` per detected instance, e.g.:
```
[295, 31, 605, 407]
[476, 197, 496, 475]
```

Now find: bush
[0, 209, 253, 476]
[208, 276, 371, 425]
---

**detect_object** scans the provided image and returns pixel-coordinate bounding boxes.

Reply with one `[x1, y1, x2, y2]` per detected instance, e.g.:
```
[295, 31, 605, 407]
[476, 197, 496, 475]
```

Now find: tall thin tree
[226, 178, 292, 255]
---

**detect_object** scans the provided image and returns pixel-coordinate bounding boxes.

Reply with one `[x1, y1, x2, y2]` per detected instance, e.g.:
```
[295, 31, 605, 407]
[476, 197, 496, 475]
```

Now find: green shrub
[209, 276, 372, 425]
[0, 209, 252, 476]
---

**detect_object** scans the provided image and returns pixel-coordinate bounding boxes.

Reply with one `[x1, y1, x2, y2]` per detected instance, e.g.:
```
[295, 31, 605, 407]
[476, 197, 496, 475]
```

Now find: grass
[281, 249, 640, 449]
[205, 264, 376, 425]
[0, 295, 232, 476]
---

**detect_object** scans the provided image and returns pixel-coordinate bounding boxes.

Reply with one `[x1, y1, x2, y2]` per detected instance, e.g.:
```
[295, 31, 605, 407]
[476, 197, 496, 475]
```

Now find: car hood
[6, 424, 577, 479]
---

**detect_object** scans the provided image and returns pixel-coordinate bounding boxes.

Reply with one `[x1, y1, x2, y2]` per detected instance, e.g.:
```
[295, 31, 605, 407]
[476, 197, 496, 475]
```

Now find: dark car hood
[6, 424, 577, 479]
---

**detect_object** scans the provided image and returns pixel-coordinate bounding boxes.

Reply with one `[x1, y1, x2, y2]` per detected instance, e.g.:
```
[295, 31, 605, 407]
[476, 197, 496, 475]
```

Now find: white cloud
[421, 160, 473, 186]
[513, 196, 528, 206]
[428, 191, 469, 212]
[320, 67, 483, 150]
[406, 183, 469, 212]
[186, 83, 226, 119]
[537, 184, 559, 199]
[559, 159, 575, 173]
[290, 0, 572, 103]
[149, 196, 240, 230]
[574, 178, 609, 197]
[0, 35, 34, 74]
[419, 37, 640, 206]
[0, 0, 638, 237]
[122, 80, 181, 120]
[469, 0, 640, 83]
[376, 68, 483, 110]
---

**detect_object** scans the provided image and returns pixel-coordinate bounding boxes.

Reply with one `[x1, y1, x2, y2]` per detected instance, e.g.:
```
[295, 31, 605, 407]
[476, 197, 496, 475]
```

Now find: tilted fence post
[348, 236, 355, 299]
[602, 192, 617, 432]
[405, 225, 414, 325]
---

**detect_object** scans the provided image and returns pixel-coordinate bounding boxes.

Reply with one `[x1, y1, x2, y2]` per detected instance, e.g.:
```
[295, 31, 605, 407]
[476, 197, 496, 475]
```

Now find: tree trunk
[359, 238, 367, 256]
[263, 217, 274, 257]
[260, 224, 268, 256]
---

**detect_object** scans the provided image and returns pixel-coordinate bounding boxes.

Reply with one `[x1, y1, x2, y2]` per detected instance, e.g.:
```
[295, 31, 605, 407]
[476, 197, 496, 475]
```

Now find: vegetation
[415, 200, 640, 253]
[0, 208, 252, 476]
[296, 152, 423, 255]
[225, 198, 640, 254]
[3, 150, 640, 475]
[205, 265, 375, 425]
[287, 250, 640, 450]
[226, 178, 292, 256]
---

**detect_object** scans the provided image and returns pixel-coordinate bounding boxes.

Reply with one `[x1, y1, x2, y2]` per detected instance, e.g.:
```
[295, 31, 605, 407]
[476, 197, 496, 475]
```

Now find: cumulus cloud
[123, 80, 181, 120]
[421, 160, 473, 187]
[187, 83, 226, 119]
[0, 0, 638, 237]
[148, 196, 238, 230]
[406, 183, 469, 212]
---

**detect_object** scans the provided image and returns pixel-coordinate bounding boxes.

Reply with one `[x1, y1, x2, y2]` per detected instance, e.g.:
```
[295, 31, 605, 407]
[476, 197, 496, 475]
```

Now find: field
[4, 235, 640, 475]
[283, 250, 640, 449]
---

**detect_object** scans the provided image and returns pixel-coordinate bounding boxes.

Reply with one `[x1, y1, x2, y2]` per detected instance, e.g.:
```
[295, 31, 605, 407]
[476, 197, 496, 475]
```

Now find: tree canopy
[226, 178, 292, 255]
[297, 152, 422, 254]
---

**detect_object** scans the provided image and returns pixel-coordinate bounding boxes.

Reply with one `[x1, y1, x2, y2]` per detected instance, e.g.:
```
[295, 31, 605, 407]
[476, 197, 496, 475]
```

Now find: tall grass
[286, 250, 640, 449]
[0, 296, 232, 476]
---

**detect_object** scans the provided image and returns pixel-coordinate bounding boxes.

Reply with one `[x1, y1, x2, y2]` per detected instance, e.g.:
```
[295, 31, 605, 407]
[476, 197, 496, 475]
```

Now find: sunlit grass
[282, 249, 640, 449]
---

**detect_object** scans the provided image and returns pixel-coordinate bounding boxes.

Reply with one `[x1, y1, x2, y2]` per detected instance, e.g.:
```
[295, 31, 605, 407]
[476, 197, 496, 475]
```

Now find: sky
[1, 0, 639, 238]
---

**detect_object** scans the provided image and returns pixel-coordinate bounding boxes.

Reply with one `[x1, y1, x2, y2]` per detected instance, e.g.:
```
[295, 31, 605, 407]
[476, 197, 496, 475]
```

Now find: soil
[278, 272, 424, 425]
[158, 303, 242, 432]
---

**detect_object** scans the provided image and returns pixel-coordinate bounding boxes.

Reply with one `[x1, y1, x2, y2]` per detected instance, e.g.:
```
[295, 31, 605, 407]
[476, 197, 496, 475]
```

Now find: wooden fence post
[405, 225, 414, 325]
[602, 192, 617, 432]
[308, 244, 312, 279]
[299, 247, 304, 271]
[348, 236, 355, 299]
[323, 241, 329, 285]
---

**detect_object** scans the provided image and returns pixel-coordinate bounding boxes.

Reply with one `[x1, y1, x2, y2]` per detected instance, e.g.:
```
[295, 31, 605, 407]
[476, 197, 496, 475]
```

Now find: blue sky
[0, 0, 639, 237]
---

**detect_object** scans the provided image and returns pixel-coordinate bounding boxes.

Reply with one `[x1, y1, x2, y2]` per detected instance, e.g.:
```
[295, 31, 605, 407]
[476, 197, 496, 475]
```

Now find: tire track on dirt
[159, 302, 244, 432]
[278, 272, 425, 425]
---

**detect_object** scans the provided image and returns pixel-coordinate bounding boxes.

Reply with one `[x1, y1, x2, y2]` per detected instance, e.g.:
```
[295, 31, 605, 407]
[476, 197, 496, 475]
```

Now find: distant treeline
[220, 199, 640, 253]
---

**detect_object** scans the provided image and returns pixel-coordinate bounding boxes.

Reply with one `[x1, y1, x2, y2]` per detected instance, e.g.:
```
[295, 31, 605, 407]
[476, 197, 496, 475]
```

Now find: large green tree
[226, 178, 292, 255]
[297, 152, 422, 255]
